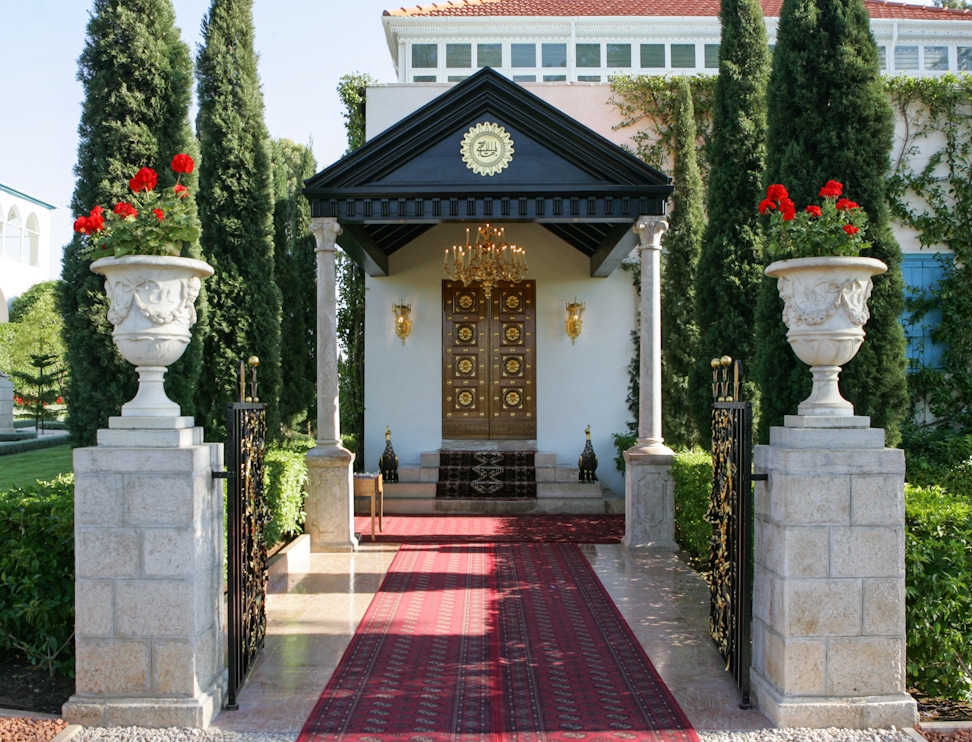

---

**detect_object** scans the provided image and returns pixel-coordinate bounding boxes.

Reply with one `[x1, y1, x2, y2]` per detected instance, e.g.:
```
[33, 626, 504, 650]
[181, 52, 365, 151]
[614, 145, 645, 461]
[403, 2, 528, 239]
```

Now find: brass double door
[442, 280, 536, 439]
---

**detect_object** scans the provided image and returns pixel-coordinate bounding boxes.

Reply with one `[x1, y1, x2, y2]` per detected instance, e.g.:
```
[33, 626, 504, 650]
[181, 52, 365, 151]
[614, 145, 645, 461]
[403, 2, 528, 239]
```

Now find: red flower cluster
[73, 154, 198, 258]
[73, 204, 105, 235]
[760, 179, 870, 258]
[129, 167, 159, 193]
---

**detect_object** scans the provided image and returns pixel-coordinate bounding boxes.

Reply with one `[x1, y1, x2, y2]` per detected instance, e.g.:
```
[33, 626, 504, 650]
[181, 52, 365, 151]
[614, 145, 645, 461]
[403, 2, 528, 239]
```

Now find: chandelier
[442, 224, 528, 298]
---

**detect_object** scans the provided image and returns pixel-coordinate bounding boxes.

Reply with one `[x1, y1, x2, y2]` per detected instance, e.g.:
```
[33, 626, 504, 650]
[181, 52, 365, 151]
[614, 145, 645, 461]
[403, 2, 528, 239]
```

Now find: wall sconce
[565, 299, 585, 345]
[392, 302, 412, 345]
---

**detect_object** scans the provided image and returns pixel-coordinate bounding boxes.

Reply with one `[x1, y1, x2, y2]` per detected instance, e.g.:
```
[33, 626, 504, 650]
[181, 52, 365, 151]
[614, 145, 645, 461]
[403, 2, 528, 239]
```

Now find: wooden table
[353, 472, 384, 541]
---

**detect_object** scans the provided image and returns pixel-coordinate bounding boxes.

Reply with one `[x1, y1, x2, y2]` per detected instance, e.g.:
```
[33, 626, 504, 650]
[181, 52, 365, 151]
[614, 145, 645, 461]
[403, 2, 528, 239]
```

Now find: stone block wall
[750, 424, 916, 729]
[63, 427, 226, 728]
[0, 373, 14, 432]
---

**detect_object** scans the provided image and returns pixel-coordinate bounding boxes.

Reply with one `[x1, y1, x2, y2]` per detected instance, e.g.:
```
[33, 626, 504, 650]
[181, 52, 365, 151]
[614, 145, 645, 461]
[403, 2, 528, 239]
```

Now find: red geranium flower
[843, 224, 859, 236]
[780, 199, 796, 221]
[835, 198, 860, 211]
[153, 208, 165, 221]
[56, 397, 64, 404]
[759, 198, 776, 215]
[114, 202, 138, 218]
[766, 183, 789, 202]
[174, 184, 188, 197]
[171, 154, 194, 174]
[806, 205, 822, 218]
[818, 180, 843, 199]
[129, 167, 159, 193]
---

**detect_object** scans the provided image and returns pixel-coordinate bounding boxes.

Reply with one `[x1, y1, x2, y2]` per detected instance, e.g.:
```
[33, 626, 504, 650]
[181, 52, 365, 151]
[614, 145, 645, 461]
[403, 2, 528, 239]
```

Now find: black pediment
[304, 68, 672, 276]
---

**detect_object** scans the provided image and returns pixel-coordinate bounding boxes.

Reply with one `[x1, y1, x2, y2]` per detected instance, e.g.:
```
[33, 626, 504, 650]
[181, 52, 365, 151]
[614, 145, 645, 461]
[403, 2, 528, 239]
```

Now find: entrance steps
[378, 450, 624, 515]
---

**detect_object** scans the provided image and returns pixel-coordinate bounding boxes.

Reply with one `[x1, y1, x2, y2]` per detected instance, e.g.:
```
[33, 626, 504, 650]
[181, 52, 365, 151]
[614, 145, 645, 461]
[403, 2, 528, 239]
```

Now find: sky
[1, 0, 401, 261]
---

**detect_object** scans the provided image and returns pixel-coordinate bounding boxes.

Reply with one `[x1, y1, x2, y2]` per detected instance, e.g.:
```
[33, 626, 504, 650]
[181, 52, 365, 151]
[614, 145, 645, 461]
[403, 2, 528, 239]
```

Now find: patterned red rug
[298, 543, 699, 742]
[353, 514, 624, 543]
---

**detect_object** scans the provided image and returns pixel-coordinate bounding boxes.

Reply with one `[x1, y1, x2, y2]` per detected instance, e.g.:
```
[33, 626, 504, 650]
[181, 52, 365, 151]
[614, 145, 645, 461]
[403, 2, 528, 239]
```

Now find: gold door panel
[443, 280, 536, 439]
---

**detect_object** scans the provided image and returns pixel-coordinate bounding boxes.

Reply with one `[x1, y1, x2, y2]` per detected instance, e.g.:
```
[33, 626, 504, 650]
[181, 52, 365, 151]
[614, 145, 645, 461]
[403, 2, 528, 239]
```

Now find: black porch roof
[303, 68, 672, 277]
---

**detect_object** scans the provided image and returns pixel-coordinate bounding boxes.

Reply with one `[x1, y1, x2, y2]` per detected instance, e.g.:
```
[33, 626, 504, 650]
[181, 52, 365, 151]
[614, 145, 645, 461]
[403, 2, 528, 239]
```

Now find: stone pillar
[622, 216, 676, 551]
[305, 217, 357, 552]
[750, 418, 917, 729]
[63, 417, 225, 728]
[0, 373, 14, 432]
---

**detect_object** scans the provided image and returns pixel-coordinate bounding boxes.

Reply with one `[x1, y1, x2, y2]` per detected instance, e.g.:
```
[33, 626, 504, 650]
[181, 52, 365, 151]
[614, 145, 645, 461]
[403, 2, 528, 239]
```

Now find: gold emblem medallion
[504, 324, 522, 343]
[504, 390, 523, 408]
[461, 122, 514, 176]
[457, 324, 475, 343]
[504, 357, 522, 376]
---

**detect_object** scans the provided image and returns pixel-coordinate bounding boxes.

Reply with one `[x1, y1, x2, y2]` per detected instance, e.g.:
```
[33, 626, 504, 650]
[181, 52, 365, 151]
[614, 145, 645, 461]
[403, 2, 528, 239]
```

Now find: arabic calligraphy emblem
[461, 122, 514, 176]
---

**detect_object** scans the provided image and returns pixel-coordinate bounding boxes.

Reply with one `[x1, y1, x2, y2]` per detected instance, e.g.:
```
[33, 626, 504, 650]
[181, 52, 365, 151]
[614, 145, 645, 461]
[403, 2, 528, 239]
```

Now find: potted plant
[73, 154, 213, 418]
[761, 180, 887, 417]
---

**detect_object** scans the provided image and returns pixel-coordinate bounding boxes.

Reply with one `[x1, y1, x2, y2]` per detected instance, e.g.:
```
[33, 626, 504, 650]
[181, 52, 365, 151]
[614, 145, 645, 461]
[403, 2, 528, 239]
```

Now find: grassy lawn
[0, 444, 73, 491]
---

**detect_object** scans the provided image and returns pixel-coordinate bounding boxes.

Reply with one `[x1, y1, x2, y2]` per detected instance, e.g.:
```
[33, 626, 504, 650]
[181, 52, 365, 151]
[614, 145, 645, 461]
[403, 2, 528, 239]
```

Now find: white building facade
[0, 183, 57, 322]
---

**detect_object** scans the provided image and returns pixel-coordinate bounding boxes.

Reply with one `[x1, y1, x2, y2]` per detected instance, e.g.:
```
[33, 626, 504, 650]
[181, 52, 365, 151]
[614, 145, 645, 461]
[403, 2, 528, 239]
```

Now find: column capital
[634, 216, 668, 251]
[310, 217, 342, 252]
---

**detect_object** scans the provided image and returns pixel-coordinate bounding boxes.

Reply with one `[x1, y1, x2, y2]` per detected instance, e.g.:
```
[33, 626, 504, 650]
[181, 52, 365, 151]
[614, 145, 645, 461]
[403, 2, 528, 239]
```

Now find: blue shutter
[900, 253, 952, 371]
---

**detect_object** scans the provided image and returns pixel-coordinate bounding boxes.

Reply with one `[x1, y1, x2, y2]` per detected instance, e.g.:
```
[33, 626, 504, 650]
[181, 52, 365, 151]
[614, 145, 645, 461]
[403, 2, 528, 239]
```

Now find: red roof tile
[383, 0, 971, 20]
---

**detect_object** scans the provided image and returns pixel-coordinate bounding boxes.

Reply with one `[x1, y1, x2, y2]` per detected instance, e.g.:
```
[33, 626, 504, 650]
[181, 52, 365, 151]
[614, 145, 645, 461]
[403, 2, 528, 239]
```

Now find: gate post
[63, 415, 225, 728]
[750, 417, 917, 728]
[623, 216, 676, 551]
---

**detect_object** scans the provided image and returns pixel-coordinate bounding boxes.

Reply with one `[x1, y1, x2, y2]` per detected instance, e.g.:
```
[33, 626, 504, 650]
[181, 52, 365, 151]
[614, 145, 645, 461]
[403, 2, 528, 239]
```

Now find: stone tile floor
[211, 542, 772, 734]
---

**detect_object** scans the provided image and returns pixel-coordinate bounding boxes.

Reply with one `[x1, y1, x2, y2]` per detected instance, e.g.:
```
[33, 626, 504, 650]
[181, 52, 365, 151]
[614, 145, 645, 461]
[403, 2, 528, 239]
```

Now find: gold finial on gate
[711, 356, 742, 402]
[245, 356, 260, 402]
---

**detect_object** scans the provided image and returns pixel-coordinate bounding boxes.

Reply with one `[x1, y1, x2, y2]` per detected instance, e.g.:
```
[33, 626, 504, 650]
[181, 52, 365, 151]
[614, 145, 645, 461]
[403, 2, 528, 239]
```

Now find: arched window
[25, 213, 40, 266]
[4, 206, 23, 261]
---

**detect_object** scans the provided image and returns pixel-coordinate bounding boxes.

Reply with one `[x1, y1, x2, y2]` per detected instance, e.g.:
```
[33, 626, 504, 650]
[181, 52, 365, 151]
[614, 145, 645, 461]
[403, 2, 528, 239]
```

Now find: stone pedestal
[63, 417, 226, 728]
[0, 373, 13, 432]
[305, 443, 358, 552]
[750, 418, 917, 729]
[622, 446, 677, 551]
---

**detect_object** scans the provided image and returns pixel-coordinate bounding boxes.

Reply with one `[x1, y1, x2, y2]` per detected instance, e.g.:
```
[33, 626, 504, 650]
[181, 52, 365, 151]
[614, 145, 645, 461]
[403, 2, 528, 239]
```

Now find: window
[511, 44, 536, 67]
[412, 44, 437, 69]
[877, 46, 887, 70]
[446, 44, 471, 68]
[895, 46, 919, 70]
[671, 44, 696, 68]
[578, 75, 601, 82]
[901, 253, 952, 371]
[960, 47, 972, 71]
[640, 44, 664, 68]
[447, 76, 468, 82]
[704, 44, 720, 68]
[924, 46, 948, 71]
[576, 43, 601, 68]
[606, 43, 631, 68]
[543, 74, 567, 82]
[413, 75, 437, 82]
[478, 43, 502, 67]
[512, 74, 536, 82]
[542, 43, 566, 68]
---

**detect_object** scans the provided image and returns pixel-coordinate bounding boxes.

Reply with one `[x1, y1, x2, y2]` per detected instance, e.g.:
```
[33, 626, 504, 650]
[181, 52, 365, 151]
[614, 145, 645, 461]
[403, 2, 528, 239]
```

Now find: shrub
[672, 449, 714, 566]
[903, 428, 972, 499]
[905, 483, 972, 701]
[263, 439, 311, 548]
[0, 475, 75, 676]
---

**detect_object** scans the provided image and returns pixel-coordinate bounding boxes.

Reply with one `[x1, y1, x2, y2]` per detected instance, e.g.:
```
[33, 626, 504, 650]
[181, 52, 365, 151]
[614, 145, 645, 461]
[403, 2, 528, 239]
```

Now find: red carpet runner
[353, 514, 624, 543]
[298, 543, 699, 742]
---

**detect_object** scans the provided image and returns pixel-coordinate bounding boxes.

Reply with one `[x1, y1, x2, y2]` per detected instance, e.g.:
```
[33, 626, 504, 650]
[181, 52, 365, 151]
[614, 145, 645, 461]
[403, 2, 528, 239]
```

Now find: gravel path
[65, 727, 916, 742]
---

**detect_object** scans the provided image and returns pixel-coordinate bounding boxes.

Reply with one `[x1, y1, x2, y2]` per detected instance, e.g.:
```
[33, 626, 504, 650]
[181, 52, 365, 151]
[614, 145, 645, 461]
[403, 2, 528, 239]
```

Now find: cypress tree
[661, 77, 705, 449]
[271, 138, 317, 432]
[195, 0, 282, 438]
[690, 0, 770, 446]
[756, 0, 909, 443]
[60, 0, 203, 446]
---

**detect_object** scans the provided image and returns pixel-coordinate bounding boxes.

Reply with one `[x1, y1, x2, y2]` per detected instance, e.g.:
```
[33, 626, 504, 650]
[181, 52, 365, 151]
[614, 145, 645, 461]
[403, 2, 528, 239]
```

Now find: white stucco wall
[362, 223, 637, 496]
[0, 185, 56, 320]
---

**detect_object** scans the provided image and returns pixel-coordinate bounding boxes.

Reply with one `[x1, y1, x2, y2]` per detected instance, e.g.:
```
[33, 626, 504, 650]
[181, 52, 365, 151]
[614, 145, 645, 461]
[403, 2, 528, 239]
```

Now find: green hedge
[904, 429, 972, 499]
[0, 475, 75, 675]
[671, 449, 713, 566]
[264, 440, 311, 548]
[0, 434, 72, 456]
[905, 483, 972, 701]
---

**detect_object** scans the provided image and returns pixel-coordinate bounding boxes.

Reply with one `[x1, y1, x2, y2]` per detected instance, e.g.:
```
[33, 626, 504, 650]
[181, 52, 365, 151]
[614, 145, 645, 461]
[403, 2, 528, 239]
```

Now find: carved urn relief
[765, 256, 887, 417]
[91, 255, 213, 417]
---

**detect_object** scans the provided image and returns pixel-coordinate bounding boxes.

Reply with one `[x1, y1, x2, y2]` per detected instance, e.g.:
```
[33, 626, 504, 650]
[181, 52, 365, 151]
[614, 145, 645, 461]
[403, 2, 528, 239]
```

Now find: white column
[305, 217, 357, 552]
[622, 216, 676, 551]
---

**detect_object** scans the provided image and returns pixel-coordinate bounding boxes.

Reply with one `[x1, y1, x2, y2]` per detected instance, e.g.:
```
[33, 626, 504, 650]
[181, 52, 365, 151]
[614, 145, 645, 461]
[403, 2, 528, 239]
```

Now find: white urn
[765, 256, 887, 417]
[91, 255, 213, 417]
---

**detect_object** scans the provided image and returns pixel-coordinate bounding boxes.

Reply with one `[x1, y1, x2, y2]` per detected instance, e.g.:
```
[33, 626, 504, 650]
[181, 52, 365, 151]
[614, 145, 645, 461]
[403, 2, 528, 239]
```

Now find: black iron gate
[706, 356, 755, 708]
[224, 359, 268, 709]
